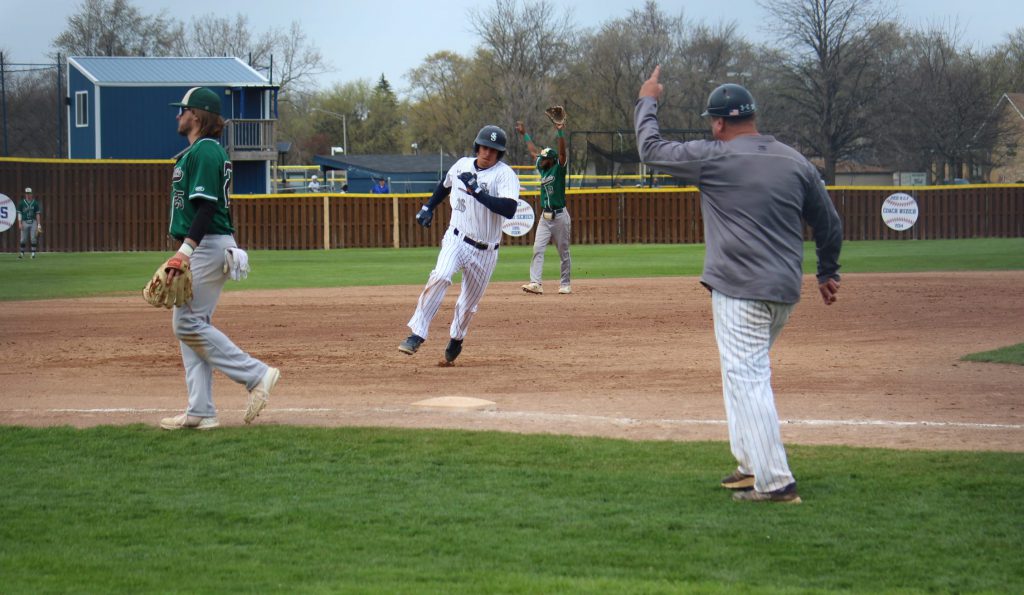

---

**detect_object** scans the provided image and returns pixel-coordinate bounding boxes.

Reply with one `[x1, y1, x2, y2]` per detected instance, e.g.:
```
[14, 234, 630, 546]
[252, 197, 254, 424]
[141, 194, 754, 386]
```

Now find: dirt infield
[2, 272, 1022, 452]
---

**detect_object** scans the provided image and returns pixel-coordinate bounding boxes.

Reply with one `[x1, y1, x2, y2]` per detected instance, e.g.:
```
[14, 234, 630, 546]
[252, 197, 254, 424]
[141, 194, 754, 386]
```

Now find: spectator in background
[372, 178, 390, 194]
[308, 174, 321, 193]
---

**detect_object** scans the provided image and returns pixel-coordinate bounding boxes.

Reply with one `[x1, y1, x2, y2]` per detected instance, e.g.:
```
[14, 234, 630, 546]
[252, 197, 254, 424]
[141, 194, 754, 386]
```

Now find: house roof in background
[1003, 93, 1024, 120]
[314, 154, 459, 175]
[68, 56, 271, 87]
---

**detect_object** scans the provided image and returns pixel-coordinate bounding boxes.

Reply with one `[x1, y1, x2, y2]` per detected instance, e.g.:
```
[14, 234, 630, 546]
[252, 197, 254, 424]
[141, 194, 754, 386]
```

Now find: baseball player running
[158, 87, 280, 430]
[636, 67, 842, 503]
[399, 125, 520, 364]
[17, 187, 42, 259]
[515, 117, 572, 295]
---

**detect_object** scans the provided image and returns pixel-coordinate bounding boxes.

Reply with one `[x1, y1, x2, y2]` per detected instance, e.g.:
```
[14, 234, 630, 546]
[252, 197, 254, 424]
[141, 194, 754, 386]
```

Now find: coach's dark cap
[170, 87, 222, 115]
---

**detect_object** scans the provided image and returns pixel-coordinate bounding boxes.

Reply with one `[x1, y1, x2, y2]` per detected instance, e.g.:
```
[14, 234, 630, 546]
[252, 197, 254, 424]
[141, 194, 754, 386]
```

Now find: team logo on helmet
[490, 132, 497, 141]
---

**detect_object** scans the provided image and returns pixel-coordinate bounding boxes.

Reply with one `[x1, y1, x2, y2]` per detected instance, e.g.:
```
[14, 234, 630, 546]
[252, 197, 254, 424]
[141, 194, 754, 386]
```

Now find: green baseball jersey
[169, 137, 235, 239]
[536, 158, 567, 210]
[17, 199, 41, 222]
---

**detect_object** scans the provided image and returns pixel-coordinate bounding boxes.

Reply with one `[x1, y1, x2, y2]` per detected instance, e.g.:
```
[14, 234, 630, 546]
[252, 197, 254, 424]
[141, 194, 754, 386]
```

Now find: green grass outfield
[2, 237, 1023, 301]
[1, 426, 1022, 593]
[2, 238, 1023, 592]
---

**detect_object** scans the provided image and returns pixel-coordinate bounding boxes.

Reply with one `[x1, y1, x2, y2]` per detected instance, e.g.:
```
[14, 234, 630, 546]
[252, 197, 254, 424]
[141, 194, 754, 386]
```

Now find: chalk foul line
[3, 407, 1021, 431]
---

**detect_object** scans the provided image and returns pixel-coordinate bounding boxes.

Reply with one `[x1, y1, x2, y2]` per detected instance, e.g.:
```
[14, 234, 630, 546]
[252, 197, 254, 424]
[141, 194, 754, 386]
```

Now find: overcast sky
[1, 0, 1019, 94]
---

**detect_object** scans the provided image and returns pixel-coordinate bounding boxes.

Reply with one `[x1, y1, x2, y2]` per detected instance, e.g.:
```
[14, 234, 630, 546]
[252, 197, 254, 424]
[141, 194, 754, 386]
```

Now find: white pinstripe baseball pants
[407, 229, 499, 341]
[712, 290, 796, 493]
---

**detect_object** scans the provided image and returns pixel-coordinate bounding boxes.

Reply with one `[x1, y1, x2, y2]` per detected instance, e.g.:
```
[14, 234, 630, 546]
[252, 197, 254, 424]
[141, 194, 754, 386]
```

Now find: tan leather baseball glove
[143, 256, 193, 308]
[545, 105, 567, 126]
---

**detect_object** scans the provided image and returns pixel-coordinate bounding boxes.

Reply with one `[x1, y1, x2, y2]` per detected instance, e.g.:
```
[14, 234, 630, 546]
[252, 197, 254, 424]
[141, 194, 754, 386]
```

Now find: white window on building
[75, 91, 89, 127]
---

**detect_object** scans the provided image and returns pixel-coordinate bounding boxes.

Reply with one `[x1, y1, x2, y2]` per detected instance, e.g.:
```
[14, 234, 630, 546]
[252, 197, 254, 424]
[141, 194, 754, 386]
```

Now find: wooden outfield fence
[2, 158, 1022, 252]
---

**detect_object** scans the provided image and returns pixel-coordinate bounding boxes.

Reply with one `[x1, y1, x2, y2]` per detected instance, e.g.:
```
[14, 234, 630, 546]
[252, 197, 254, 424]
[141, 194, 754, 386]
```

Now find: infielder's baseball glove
[143, 256, 193, 308]
[545, 105, 567, 126]
[36, 224, 43, 236]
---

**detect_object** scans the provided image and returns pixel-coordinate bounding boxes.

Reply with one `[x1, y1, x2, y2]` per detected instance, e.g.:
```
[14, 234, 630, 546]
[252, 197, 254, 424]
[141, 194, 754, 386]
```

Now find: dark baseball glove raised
[545, 105, 567, 126]
[143, 256, 193, 308]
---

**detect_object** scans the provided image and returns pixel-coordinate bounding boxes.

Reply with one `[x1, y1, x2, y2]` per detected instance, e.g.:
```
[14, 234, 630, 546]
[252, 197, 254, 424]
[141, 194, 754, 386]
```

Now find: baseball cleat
[522, 282, 543, 294]
[444, 338, 464, 364]
[720, 469, 756, 490]
[558, 285, 572, 294]
[244, 366, 280, 424]
[732, 482, 801, 504]
[160, 413, 220, 431]
[399, 334, 425, 355]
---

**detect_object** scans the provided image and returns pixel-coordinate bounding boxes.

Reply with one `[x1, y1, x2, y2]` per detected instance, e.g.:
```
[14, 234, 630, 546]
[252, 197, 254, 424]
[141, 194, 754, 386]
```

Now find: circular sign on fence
[502, 199, 536, 237]
[0, 194, 16, 233]
[881, 192, 919, 231]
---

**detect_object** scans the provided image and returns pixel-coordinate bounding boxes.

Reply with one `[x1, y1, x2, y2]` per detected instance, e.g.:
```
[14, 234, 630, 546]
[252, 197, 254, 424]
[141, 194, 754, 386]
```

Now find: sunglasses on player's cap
[170, 87, 221, 115]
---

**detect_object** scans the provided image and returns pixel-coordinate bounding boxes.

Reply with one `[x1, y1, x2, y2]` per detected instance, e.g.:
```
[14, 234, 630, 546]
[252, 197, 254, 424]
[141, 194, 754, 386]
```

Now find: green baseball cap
[170, 87, 222, 115]
[540, 147, 558, 160]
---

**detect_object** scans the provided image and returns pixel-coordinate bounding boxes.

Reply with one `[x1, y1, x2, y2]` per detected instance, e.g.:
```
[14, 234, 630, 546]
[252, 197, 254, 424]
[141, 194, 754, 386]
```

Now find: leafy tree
[405, 51, 479, 157]
[362, 75, 403, 154]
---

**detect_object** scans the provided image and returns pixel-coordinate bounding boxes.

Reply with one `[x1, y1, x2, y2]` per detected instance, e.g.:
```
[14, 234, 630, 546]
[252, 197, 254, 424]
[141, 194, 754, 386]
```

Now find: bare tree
[266, 22, 328, 95]
[469, 0, 575, 160]
[886, 26, 1012, 181]
[182, 14, 274, 65]
[564, 1, 685, 134]
[758, 0, 896, 183]
[53, 0, 183, 57]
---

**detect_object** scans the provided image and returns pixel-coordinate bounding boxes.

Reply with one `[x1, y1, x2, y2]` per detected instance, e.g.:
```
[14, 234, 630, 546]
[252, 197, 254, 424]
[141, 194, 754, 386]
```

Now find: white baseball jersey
[406, 157, 520, 344]
[444, 157, 520, 244]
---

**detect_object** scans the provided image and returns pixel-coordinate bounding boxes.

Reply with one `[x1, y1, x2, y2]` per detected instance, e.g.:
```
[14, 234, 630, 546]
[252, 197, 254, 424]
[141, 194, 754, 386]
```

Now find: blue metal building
[67, 56, 278, 193]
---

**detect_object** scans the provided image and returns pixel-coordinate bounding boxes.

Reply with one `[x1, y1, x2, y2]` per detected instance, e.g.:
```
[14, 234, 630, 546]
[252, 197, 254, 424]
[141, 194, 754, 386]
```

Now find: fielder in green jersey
[17, 187, 42, 259]
[515, 117, 572, 295]
[158, 86, 279, 432]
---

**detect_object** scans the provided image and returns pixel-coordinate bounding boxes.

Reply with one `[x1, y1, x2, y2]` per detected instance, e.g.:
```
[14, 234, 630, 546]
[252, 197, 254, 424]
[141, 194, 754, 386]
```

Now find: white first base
[412, 396, 497, 411]
[0, 194, 15, 232]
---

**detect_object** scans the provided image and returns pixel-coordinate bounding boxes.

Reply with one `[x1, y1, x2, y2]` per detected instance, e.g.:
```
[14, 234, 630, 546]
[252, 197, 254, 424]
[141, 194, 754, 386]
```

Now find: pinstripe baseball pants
[407, 228, 499, 341]
[711, 290, 796, 493]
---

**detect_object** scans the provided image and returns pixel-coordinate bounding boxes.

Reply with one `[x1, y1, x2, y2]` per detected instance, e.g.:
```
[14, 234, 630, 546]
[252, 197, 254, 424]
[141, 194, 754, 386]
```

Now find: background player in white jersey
[157, 87, 280, 430]
[636, 67, 842, 504]
[399, 125, 520, 365]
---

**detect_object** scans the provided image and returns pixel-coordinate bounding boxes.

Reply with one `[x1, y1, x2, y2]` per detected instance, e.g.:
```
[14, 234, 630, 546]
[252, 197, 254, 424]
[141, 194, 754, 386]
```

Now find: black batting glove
[415, 205, 434, 228]
[457, 171, 480, 195]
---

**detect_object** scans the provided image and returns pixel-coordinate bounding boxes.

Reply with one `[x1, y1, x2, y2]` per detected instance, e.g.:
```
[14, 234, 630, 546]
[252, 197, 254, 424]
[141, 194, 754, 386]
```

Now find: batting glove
[415, 206, 434, 228]
[457, 171, 480, 195]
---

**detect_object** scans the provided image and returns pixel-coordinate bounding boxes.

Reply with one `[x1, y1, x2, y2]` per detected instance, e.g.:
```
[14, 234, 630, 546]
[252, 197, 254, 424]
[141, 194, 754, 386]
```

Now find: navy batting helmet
[701, 83, 756, 118]
[474, 125, 507, 154]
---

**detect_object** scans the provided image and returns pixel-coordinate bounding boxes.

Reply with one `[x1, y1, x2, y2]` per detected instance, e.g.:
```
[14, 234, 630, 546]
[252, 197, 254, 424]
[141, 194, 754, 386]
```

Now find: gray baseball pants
[20, 221, 39, 250]
[172, 234, 269, 418]
[529, 209, 571, 286]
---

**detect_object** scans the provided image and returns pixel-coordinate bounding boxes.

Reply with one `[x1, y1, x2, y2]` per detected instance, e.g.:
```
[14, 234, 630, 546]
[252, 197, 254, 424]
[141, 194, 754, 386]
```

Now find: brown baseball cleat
[720, 469, 755, 490]
[732, 482, 802, 504]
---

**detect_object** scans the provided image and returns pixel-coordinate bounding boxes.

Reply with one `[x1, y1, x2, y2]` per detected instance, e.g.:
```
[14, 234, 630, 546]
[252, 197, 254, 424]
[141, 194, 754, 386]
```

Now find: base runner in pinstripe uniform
[399, 125, 520, 365]
[636, 67, 843, 504]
